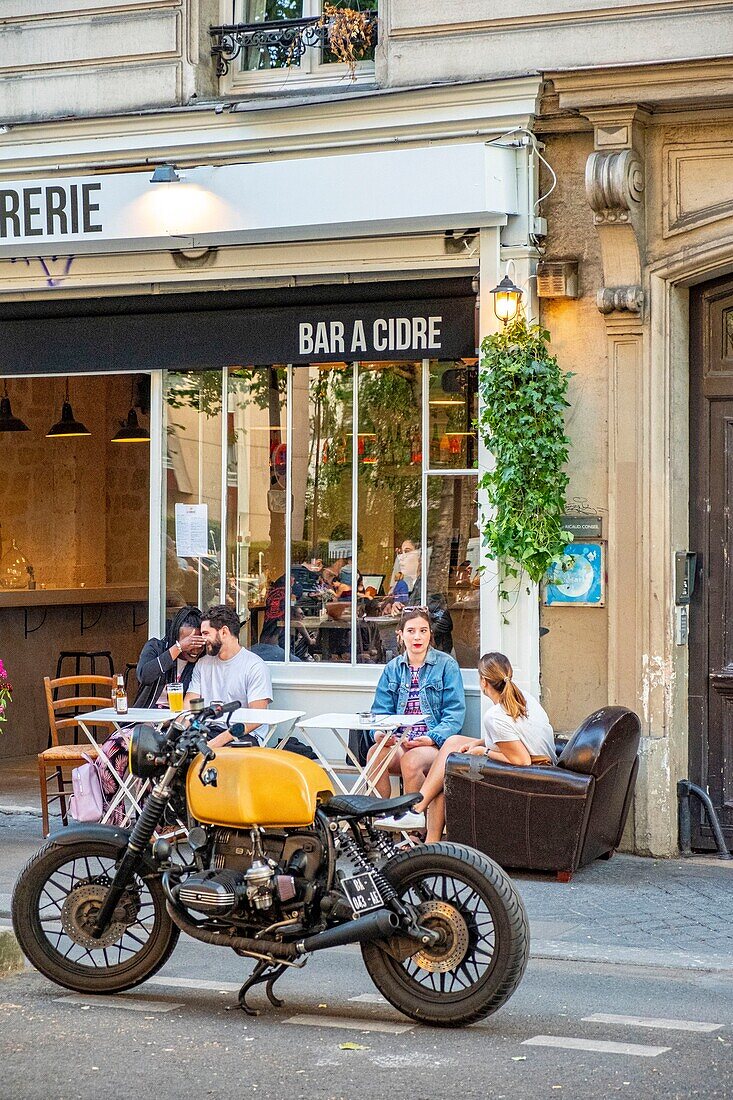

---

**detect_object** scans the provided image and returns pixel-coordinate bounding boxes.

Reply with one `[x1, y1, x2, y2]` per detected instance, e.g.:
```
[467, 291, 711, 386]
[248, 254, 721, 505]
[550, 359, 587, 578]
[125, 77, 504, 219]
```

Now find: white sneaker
[376, 810, 426, 831]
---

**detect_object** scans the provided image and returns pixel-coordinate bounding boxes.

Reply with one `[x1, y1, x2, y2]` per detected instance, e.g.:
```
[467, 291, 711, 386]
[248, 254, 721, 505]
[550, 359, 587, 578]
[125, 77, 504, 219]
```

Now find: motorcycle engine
[177, 829, 324, 918]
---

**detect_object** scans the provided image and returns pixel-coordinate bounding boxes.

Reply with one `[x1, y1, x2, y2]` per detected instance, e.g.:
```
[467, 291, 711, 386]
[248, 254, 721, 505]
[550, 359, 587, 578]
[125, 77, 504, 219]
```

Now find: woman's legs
[414, 735, 474, 813]
[426, 792, 445, 844]
[399, 745, 438, 793]
[365, 740, 403, 798]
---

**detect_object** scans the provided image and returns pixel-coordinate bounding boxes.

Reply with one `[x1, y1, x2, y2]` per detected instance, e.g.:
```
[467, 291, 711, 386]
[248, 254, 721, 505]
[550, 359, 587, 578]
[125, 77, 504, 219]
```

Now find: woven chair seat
[39, 743, 99, 763]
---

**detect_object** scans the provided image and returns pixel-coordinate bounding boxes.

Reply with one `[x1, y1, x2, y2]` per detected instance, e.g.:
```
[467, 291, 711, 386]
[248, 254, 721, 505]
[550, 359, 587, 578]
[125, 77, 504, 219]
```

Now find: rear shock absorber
[333, 825, 398, 904]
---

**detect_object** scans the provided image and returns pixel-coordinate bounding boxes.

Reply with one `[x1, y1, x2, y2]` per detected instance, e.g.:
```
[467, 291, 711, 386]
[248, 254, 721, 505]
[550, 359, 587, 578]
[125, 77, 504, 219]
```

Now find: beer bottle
[113, 673, 128, 715]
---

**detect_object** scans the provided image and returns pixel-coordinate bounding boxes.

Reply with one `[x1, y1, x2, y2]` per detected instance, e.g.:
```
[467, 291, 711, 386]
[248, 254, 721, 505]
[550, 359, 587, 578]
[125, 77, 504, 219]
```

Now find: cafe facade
[0, 76, 544, 769]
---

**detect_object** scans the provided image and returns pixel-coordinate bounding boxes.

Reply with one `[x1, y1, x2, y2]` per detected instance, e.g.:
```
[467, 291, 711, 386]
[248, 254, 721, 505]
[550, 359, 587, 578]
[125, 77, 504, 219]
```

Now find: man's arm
[208, 698, 268, 747]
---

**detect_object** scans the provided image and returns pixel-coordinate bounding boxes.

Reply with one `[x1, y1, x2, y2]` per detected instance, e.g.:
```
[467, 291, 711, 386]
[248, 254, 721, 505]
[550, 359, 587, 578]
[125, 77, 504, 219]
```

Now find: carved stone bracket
[585, 142, 646, 318]
[586, 148, 644, 225]
[597, 285, 644, 315]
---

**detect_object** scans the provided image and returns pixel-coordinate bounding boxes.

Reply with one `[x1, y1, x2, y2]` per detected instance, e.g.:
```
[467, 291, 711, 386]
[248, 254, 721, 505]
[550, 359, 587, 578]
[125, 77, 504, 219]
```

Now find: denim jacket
[371, 648, 466, 748]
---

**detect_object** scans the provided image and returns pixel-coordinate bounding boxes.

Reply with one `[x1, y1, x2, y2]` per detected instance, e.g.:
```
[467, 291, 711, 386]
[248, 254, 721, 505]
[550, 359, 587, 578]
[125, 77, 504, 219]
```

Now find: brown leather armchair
[444, 706, 641, 881]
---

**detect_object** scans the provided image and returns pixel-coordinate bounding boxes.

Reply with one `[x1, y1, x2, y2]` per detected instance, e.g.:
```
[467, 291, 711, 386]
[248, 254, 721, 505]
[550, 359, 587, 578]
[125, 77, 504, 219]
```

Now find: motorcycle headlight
[128, 723, 169, 778]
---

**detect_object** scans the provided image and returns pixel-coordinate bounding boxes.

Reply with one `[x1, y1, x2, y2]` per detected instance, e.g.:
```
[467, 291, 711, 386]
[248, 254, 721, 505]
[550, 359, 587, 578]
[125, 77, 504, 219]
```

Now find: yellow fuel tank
[186, 747, 334, 828]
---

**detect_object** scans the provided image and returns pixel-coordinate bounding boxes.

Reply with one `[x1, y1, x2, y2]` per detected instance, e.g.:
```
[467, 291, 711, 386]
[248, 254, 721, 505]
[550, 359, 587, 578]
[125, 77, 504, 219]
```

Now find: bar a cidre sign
[288, 299, 475, 362]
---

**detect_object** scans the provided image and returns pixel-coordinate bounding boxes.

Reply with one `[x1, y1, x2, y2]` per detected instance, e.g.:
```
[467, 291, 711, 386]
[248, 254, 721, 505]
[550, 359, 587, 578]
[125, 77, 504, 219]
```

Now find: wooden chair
[39, 674, 117, 838]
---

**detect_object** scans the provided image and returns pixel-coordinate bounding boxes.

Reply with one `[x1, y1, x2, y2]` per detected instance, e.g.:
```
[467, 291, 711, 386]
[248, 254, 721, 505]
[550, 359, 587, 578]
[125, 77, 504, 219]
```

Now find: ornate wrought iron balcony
[210, 12, 378, 77]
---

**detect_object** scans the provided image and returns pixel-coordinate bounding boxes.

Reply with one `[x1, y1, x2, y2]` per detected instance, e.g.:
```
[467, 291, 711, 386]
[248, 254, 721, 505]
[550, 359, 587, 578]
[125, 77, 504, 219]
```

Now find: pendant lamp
[112, 378, 150, 443]
[46, 379, 91, 438]
[0, 381, 30, 433]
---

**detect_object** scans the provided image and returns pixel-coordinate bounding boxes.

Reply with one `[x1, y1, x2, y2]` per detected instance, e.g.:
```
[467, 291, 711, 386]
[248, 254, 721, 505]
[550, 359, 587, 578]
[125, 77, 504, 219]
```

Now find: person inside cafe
[134, 605, 204, 708]
[251, 622, 302, 663]
[365, 606, 465, 800]
[381, 651, 556, 839]
[184, 604, 272, 747]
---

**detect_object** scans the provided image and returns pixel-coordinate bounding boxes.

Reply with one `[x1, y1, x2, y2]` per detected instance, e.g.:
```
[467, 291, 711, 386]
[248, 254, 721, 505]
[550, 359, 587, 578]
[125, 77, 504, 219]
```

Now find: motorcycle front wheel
[361, 842, 528, 1027]
[12, 838, 179, 994]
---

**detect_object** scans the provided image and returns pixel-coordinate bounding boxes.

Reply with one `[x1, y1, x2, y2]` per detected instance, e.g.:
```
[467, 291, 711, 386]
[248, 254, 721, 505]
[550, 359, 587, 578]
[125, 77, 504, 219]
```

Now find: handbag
[69, 756, 104, 823]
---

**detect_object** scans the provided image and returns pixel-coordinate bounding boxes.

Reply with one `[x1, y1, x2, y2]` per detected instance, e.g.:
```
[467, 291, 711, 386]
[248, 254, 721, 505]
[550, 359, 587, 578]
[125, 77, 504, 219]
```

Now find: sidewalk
[2, 756, 733, 974]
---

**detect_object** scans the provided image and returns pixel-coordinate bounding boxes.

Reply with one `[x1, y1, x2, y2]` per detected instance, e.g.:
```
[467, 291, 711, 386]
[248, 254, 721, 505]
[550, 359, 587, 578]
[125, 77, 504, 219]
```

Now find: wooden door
[689, 276, 733, 851]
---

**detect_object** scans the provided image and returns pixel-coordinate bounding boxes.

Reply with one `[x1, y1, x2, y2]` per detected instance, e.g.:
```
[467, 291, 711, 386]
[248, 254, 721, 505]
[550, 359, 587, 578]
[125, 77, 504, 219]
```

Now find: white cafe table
[75, 708, 176, 827]
[294, 712, 427, 797]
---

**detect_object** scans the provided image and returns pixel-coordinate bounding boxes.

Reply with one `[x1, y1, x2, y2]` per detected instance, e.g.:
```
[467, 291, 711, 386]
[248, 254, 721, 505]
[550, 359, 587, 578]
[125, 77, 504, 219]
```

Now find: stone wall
[0, 0, 218, 124]
[0, 375, 149, 589]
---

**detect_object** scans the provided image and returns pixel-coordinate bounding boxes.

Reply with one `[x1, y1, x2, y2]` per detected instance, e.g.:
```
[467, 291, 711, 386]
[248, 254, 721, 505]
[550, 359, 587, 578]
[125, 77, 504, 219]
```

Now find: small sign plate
[561, 515, 603, 539]
[340, 872, 384, 915]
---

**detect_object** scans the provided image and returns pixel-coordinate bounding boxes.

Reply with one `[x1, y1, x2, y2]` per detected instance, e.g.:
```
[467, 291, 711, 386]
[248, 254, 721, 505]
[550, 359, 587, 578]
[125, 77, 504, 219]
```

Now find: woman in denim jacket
[365, 607, 466, 801]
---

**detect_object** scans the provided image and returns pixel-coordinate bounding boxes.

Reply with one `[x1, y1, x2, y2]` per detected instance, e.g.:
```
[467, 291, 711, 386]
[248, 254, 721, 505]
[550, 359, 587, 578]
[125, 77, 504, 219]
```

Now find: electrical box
[536, 260, 579, 299]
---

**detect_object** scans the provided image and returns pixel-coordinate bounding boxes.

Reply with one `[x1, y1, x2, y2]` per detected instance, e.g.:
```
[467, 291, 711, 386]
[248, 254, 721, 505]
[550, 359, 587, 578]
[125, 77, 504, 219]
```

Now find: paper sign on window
[175, 503, 209, 558]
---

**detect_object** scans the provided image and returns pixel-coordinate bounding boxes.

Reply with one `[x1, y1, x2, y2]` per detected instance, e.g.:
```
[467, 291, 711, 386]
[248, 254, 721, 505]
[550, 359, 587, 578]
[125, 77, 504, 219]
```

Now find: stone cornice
[547, 57, 733, 111]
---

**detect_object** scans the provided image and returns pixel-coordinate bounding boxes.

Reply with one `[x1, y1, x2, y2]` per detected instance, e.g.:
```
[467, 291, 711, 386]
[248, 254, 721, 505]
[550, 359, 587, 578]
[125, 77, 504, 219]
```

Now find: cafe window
[230, 0, 377, 89]
[161, 358, 479, 669]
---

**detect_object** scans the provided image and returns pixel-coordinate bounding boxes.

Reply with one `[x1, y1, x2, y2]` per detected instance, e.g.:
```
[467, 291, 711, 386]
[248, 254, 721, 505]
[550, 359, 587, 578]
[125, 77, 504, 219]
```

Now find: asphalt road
[1, 926, 732, 1099]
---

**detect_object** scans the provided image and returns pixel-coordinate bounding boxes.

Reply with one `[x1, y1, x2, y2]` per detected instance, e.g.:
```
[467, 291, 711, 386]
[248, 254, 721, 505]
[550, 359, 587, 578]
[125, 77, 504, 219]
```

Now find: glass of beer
[168, 682, 184, 712]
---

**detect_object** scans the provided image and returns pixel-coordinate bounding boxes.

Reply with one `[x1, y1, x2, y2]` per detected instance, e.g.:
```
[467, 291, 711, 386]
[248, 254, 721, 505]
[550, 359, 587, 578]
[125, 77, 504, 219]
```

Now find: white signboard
[0, 143, 518, 258]
[175, 503, 209, 558]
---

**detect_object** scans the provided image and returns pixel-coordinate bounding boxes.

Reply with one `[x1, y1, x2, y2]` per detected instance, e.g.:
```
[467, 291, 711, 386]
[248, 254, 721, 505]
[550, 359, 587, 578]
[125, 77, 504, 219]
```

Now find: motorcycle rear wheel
[361, 842, 528, 1027]
[12, 838, 179, 994]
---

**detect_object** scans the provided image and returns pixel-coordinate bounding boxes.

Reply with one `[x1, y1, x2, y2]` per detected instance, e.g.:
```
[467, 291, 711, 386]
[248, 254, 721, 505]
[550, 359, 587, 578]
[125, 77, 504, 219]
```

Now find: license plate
[340, 872, 384, 915]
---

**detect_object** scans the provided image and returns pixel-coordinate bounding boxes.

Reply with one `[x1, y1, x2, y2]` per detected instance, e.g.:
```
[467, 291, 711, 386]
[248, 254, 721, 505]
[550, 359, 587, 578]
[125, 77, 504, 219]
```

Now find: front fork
[91, 766, 177, 937]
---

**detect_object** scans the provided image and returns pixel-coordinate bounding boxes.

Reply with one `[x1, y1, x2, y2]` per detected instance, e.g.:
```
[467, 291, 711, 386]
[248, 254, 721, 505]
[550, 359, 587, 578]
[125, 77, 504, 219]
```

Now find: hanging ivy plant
[478, 315, 572, 601]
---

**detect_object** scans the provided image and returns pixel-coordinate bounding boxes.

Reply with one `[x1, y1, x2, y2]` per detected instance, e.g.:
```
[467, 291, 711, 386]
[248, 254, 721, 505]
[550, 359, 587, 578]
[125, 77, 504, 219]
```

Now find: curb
[529, 940, 733, 973]
[0, 804, 42, 818]
[0, 927, 23, 978]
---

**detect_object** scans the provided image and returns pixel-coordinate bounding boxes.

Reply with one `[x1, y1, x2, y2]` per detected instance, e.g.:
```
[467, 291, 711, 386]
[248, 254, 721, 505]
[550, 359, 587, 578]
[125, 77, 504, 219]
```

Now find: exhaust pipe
[165, 899, 298, 961]
[297, 909, 399, 955]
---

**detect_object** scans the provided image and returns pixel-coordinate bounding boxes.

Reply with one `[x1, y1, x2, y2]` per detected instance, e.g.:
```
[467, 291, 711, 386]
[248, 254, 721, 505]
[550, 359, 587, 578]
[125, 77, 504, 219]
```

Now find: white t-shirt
[482, 693, 557, 763]
[190, 648, 273, 738]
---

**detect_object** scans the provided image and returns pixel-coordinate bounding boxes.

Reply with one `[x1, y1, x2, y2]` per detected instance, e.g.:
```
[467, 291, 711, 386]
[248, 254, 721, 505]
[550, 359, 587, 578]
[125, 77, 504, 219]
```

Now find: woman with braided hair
[380, 651, 556, 842]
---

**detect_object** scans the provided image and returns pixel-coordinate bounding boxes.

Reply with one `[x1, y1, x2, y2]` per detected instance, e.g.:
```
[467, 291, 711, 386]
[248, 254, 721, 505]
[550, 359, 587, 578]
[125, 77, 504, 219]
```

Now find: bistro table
[75, 708, 176, 827]
[294, 712, 427, 797]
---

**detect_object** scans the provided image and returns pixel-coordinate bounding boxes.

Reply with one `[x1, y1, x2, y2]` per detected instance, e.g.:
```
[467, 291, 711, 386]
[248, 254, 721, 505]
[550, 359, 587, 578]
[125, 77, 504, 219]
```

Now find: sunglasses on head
[401, 606, 430, 615]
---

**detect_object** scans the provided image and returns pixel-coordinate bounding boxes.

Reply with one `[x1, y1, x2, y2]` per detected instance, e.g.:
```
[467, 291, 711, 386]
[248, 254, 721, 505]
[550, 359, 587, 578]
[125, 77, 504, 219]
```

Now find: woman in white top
[391, 652, 556, 843]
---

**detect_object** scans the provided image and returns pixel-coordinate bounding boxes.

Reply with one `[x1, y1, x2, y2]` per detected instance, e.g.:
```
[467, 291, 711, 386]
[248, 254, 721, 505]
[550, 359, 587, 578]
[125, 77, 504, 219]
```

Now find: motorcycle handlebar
[209, 699, 241, 719]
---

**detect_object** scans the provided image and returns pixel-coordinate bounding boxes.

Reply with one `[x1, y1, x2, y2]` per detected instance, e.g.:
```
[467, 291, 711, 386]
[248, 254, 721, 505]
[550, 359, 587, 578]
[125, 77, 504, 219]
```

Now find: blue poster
[545, 542, 605, 606]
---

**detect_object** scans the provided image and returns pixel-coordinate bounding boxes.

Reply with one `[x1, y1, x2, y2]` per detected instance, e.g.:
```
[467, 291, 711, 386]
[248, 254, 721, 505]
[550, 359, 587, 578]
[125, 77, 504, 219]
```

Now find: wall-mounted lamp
[46, 379, 90, 438]
[149, 163, 181, 184]
[0, 380, 29, 433]
[490, 273, 523, 325]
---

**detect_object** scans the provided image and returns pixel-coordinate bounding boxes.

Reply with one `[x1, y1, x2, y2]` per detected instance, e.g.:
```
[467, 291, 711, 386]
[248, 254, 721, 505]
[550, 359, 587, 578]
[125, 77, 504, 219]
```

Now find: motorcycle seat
[320, 793, 421, 821]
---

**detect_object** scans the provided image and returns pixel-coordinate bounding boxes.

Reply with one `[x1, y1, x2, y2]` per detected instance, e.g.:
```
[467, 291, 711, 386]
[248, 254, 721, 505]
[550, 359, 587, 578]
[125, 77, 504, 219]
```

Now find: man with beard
[184, 604, 272, 747]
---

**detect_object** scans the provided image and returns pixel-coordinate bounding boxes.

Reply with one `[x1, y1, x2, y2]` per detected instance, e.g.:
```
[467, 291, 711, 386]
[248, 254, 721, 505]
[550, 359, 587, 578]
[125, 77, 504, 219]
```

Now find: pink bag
[69, 756, 104, 823]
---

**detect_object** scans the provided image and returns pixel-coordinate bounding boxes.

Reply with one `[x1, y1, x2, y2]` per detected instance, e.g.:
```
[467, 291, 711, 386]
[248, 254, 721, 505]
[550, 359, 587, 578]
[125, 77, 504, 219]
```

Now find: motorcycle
[12, 700, 529, 1027]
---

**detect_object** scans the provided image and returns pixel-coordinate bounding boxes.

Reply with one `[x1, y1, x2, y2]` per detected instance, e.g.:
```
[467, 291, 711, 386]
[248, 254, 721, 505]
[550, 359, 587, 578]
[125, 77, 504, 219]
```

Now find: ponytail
[478, 651, 528, 721]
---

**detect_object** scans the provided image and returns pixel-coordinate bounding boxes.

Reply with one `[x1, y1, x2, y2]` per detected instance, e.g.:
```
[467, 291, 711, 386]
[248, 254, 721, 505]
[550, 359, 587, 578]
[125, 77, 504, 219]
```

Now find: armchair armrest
[444, 753, 595, 873]
[445, 753, 593, 797]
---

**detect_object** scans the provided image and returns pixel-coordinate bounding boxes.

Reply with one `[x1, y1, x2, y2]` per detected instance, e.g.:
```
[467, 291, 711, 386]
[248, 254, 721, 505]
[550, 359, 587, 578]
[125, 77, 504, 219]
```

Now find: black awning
[0, 278, 477, 375]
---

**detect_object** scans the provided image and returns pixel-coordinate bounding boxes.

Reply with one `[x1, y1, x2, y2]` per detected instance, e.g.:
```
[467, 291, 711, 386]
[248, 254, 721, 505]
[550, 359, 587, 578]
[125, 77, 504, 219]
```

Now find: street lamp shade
[490, 274, 523, 325]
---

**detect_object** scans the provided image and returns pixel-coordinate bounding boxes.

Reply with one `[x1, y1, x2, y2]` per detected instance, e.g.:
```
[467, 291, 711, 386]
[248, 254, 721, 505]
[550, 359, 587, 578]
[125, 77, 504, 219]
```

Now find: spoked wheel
[12, 839, 179, 994]
[361, 843, 529, 1027]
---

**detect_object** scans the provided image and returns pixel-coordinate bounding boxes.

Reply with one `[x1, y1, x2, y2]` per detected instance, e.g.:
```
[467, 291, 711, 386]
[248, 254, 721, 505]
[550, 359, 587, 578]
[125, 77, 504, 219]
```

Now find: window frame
[222, 0, 377, 94]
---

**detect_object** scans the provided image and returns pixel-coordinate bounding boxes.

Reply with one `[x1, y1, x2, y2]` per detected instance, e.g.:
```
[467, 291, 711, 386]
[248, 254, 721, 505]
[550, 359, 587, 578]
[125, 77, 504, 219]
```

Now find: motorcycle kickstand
[238, 960, 288, 1016]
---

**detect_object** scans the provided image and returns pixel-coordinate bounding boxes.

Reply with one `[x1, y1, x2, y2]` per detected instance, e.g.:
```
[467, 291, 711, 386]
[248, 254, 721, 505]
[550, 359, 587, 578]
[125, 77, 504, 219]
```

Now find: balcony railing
[210, 12, 378, 78]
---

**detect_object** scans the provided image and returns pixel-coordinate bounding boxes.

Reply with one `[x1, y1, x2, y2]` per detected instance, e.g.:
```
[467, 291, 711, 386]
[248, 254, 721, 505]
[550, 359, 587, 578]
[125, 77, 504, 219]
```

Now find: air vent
[536, 260, 579, 299]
